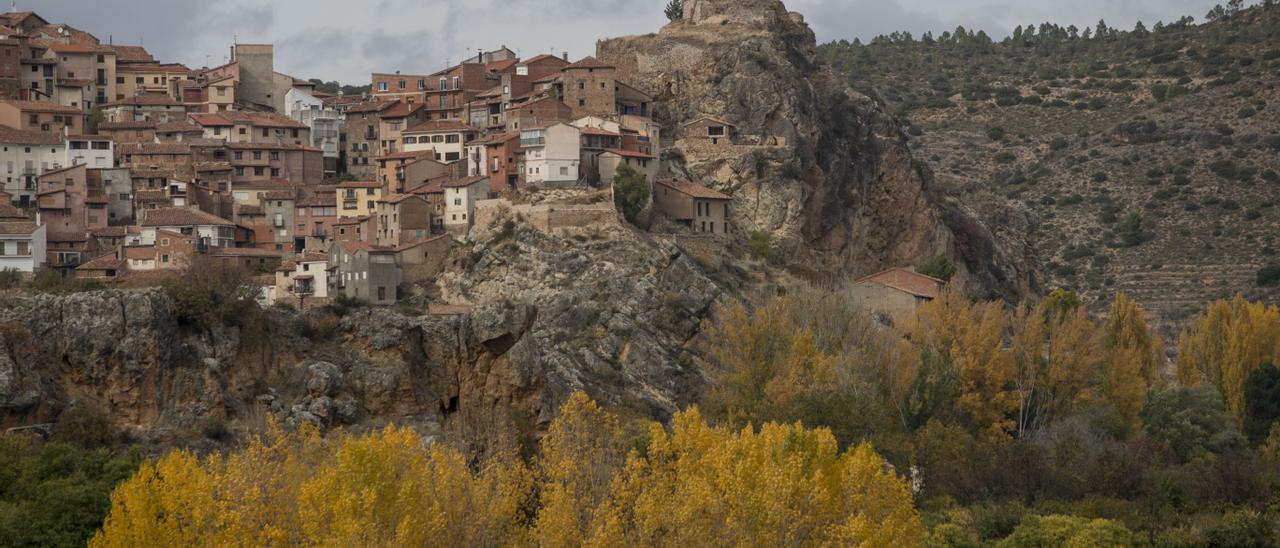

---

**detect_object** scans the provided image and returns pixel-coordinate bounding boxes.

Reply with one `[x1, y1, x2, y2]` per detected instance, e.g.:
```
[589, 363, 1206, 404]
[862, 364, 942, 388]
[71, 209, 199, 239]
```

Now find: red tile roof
[441, 176, 488, 189]
[336, 180, 380, 189]
[655, 180, 732, 200]
[856, 267, 946, 300]
[564, 56, 614, 70]
[602, 148, 655, 159]
[102, 94, 182, 108]
[103, 45, 155, 63]
[141, 207, 234, 227]
[0, 100, 81, 114]
[379, 101, 425, 119]
[404, 119, 475, 133]
[581, 127, 620, 137]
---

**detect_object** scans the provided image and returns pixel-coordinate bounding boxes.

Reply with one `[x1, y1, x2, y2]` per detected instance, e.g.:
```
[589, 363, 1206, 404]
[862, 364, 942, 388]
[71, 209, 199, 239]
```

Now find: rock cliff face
[597, 0, 1037, 299]
[0, 290, 548, 446]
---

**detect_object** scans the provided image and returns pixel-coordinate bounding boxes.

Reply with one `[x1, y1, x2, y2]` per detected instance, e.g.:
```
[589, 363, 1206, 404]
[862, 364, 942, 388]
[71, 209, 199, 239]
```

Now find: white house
[402, 120, 478, 163]
[522, 122, 580, 187]
[273, 251, 331, 304]
[138, 207, 236, 248]
[0, 221, 46, 273]
[65, 135, 114, 169]
[442, 176, 490, 233]
[284, 88, 324, 117]
[0, 127, 66, 208]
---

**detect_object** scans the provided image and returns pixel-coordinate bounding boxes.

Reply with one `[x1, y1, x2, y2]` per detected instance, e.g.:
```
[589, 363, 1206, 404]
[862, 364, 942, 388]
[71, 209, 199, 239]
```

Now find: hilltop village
[0, 8, 939, 319]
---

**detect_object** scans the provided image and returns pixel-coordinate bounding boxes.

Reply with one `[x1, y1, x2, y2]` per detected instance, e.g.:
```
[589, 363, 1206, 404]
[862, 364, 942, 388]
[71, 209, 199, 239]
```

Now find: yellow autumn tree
[595, 409, 924, 546]
[92, 423, 530, 547]
[902, 287, 1017, 439]
[1102, 293, 1162, 426]
[1177, 296, 1280, 420]
[532, 391, 628, 547]
[1010, 302, 1105, 437]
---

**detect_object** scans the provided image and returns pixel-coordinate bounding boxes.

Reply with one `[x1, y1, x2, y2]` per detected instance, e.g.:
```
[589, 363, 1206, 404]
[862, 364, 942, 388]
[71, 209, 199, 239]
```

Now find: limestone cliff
[0, 289, 548, 447]
[597, 0, 1037, 299]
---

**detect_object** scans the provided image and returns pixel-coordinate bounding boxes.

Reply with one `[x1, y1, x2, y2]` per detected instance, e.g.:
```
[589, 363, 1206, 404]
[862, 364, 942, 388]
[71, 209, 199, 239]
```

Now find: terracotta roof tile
[856, 267, 946, 300]
[655, 180, 732, 200]
[404, 119, 476, 133]
[0, 100, 81, 114]
[141, 207, 234, 227]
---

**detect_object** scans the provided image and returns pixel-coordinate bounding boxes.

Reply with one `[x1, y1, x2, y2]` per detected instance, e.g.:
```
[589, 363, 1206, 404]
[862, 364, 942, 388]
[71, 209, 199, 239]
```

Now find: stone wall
[474, 198, 618, 236]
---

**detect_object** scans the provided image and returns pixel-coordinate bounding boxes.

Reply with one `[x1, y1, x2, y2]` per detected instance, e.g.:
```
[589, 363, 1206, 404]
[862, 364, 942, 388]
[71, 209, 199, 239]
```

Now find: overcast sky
[29, 0, 1227, 84]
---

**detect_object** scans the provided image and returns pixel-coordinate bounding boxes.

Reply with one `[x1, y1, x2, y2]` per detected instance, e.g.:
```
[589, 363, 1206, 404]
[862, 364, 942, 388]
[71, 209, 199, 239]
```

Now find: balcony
[311, 228, 328, 238]
[520, 137, 545, 147]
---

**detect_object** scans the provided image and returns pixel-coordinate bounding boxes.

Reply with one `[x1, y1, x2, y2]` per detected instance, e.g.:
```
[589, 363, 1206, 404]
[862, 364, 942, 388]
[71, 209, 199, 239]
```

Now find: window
[438, 77, 447, 90]
[578, 99, 586, 107]
[269, 151, 279, 161]
[452, 76, 460, 90]
[261, 128, 269, 137]
[233, 151, 243, 160]
[377, 81, 388, 91]
[560, 166, 568, 176]
[378, 286, 386, 300]
[239, 127, 247, 135]
[398, 80, 405, 90]
[254, 167, 264, 176]
[271, 168, 280, 177]
[16, 241, 27, 255]
[579, 82, 585, 90]
[453, 198, 461, 206]
[445, 134, 459, 143]
[161, 238, 170, 246]
[162, 254, 170, 263]
[417, 79, 425, 89]
[253, 151, 262, 160]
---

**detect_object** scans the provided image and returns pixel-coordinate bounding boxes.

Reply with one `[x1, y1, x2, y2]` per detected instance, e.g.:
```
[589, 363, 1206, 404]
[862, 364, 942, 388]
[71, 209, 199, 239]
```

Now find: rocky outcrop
[0, 289, 547, 446]
[597, 0, 1036, 299]
[439, 211, 722, 419]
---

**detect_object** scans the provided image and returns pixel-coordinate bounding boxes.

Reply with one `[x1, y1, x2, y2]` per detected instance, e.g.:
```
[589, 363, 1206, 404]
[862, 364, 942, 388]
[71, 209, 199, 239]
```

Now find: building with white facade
[66, 135, 114, 169]
[0, 221, 46, 273]
[442, 176, 490, 233]
[0, 127, 66, 208]
[521, 122, 580, 187]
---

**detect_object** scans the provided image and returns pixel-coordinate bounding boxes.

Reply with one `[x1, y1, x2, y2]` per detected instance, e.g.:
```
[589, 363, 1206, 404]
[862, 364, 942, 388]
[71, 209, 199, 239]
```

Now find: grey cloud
[25, 0, 1236, 83]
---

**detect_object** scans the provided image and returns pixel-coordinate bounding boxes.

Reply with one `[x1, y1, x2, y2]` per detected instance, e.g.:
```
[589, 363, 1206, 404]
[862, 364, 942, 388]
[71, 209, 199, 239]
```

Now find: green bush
[917, 254, 957, 282]
[986, 127, 1006, 141]
[612, 163, 649, 224]
[1142, 386, 1246, 462]
[748, 230, 773, 261]
[162, 255, 260, 330]
[0, 435, 142, 547]
[1257, 264, 1280, 287]
[998, 514, 1139, 547]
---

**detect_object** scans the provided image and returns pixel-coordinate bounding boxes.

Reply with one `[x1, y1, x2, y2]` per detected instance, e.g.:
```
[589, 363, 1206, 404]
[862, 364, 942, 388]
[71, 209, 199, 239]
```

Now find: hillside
[818, 4, 1280, 342]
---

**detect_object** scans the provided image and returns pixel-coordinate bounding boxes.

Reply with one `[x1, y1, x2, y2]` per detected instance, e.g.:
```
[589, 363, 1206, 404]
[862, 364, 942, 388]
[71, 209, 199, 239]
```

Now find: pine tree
[664, 0, 683, 21]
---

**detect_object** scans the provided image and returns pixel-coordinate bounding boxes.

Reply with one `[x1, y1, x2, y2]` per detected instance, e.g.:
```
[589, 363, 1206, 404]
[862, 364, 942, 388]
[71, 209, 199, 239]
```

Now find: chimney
[229, 45, 235, 61]
[562, 52, 568, 61]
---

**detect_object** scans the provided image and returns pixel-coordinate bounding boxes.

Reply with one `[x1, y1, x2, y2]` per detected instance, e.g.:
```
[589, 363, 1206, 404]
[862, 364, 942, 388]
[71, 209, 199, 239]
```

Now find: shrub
[50, 401, 117, 449]
[917, 254, 956, 282]
[748, 230, 773, 261]
[1049, 137, 1069, 151]
[1257, 264, 1280, 287]
[162, 256, 259, 330]
[994, 151, 1016, 164]
[986, 127, 1006, 141]
[612, 163, 649, 224]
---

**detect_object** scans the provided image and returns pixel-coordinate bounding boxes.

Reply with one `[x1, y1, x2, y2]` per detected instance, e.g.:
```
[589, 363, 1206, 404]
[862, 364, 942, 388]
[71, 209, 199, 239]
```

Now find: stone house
[681, 115, 735, 146]
[504, 97, 572, 132]
[442, 176, 490, 233]
[139, 207, 236, 248]
[551, 57, 651, 119]
[36, 163, 107, 233]
[342, 100, 396, 177]
[375, 193, 433, 247]
[653, 179, 732, 235]
[375, 150, 447, 194]
[395, 234, 451, 284]
[328, 241, 401, 305]
[227, 142, 322, 186]
[207, 246, 284, 271]
[99, 93, 184, 123]
[599, 149, 658, 187]
[377, 100, 427, 155]
[849, 267, 946, 325]
[295, 191, 337, 252]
